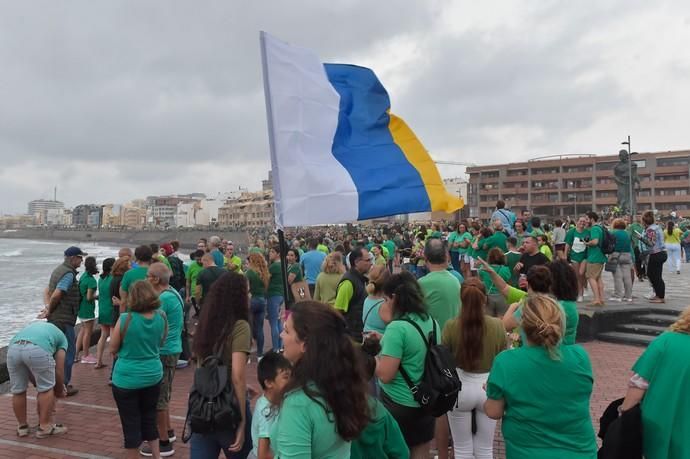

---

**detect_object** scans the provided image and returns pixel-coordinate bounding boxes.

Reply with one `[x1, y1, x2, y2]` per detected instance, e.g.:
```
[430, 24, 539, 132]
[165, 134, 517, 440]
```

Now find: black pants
[646, 251, 667, 299]
[634, 247, 645, 279]
[112, 381, 162, 449]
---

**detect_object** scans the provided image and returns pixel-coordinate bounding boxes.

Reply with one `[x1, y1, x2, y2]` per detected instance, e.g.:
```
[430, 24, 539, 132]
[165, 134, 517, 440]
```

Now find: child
[351, 338, 410, 459]
[250, 352, 291, 459]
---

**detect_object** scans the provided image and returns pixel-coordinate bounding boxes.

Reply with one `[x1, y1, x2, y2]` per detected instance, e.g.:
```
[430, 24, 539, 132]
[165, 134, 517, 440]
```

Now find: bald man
[194, 254, 225, 306]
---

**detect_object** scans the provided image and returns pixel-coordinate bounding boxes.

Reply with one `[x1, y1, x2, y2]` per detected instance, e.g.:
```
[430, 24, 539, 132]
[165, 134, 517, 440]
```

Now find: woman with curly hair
[620, 306, 690, 459]
[246, 252, 270, 359]
[76, 256, 99, 364]
[313, 252, 346, 306]
[485, 294, 597, 458]
[272, 301, 370, 457]
[190, 272, 252, 458]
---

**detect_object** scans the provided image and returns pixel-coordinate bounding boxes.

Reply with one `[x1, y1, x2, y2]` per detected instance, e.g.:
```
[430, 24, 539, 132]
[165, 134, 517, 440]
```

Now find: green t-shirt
[505, 251, 522, 286]
[350, 397, 409, 459]
[11, 321, 68, 355]
[505, 285, 527, 304]
[271, 388, 350, 459]
[159, 288, 184, 356]
[267, 261, 284, 297]
[486, 345, 597, 459]
[613, 229, 632, 253]
[457, 232, 473, 255]
[565, 228, 589, 263]
[317, 244, 330, 254]
[113, 311, 166, 389]
[78, 272, 98, 319]
[121, 266, 148, 293]
[442, 316, 507, 373]
[482, 231, 508, 253]
[246, 269, 267, 297]
[380, 313, 439, 407]
[226, 255, 243, 273]
[472, 237, 489, 262]
[682, 229, 690, 243]
[97, 275, 114, 325]
[383, 240, 396, 260]
[540, 244, 553, 261]
[418, 270, 460, 329]
[586, 225, 607, 264]
[185, 261, 204, 295]
[479, 264, 511, 294]
[559, 300, 579, 345]
[447, 231, 460, 253]
[632, 331, 690, 459]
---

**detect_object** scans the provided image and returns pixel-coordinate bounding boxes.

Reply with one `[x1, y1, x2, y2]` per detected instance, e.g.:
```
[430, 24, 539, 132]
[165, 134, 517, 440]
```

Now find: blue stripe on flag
[324, 64, 431, 220]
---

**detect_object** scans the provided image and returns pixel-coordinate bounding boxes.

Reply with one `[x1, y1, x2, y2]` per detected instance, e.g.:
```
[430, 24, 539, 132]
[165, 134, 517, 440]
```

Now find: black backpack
[599, 224, 617, 255]
[182, 343, 242, 442]
[168, 256, 186, 292]
[397, 317, 462, 417]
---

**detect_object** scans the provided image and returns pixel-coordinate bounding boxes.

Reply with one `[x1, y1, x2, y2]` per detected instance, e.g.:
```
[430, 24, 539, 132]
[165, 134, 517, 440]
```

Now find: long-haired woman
[95, 257, 116, 368]
[246, 252, 270, 359]
[76, 256, 99, 364]
[190, 272, 252, 458]
[642, 211, 667, 303]
[376, 271, 438, 458]
[484, 294, 597, 458]
[272, 301, 370, 457]
[443, 278, 507, 458]
[564, 216, 590, 301]
[664, 220, 682, 274]
[314, 252, 346, 306]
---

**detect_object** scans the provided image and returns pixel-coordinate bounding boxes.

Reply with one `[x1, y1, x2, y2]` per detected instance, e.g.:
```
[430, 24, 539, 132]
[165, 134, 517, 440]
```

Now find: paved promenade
[0, 263, 687, 458]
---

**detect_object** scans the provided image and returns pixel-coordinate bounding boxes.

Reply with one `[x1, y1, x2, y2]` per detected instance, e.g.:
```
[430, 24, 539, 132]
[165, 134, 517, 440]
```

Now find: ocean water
[0, 238, 121, 346]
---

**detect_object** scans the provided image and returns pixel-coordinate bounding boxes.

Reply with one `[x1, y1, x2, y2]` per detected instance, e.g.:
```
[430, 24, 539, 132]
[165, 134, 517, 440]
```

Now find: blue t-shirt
[11, 322, 68, 355]
[362, 297, 387, 334]
[211, 249, 225, 268]
[300, 250, 327, 285]
[56, 272, 75, 292]
[251, 395, 278, 458]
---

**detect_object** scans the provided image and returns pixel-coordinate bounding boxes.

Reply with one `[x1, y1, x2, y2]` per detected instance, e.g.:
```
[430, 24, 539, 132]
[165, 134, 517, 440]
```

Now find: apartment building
[467, 150, 690, 220]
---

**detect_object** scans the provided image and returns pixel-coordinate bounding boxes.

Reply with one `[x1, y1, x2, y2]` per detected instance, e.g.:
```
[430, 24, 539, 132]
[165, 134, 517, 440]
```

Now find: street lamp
[620, 136, 638, 215]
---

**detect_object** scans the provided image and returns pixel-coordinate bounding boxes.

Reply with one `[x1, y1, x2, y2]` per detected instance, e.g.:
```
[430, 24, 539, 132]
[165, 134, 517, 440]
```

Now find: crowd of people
[4, 205, 690, 458]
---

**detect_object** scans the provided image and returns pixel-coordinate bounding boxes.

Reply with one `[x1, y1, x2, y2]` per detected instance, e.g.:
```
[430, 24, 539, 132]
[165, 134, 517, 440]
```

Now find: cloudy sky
[2, 0, 689, 213]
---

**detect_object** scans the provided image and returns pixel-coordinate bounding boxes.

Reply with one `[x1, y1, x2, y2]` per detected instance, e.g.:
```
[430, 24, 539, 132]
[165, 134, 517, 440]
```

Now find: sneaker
[677, 270, 681, 275]
[577, 295, 584, 302]
[623, 298, 633, 302]
[65, 385, 79, 396]
[80, 355, 98, 364]
[608, 297, 622, 302]
[36, 424, 68, 439]
[168, 430, 176, 442]
[16, 424, 29, 437]
[140, 441, 175, 457]
[646, 290, 657, 300]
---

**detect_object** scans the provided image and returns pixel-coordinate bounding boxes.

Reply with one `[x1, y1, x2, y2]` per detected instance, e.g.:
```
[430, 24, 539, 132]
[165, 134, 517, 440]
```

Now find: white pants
[447, 370, 496, 459]
[666, 243, 681, 272]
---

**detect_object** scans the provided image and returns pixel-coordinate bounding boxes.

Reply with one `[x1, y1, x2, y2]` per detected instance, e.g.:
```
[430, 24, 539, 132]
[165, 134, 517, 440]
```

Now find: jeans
[448, 370, 495, 459]
[266, 296, 283, 351]
[450, 251, 460, 272]
[683, 242, 690, 262]
[250, 297, 266, 357]
[64, 325, 76, 386]
[7, 343, 56, 394]
[666, 243, 681, 272]
[612, 252, 633, 299]
[647, 251, 667, 299]
[112, 381, 161, 449]
[190, 399, 252, 459]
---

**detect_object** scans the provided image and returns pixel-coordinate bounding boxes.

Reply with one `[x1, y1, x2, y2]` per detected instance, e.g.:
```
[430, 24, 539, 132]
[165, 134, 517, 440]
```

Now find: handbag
[290, 280, 312, 302]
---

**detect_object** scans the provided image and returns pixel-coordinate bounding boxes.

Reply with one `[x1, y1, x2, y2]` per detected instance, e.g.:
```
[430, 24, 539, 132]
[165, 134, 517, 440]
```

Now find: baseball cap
[64, 246, 87, 257]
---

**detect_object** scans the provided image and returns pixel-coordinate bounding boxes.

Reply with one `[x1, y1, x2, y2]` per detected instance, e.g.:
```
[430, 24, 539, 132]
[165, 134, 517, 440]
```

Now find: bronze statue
[613, 149, 640, 215]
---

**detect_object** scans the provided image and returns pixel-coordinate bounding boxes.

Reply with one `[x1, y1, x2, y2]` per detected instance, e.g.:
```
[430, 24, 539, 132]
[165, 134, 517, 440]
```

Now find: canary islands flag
[260, 32, 463, 227]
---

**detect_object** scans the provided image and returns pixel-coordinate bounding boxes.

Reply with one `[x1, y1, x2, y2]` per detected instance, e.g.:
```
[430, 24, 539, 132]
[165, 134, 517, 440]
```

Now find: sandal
[94, 363, 107, 369]
[649, 298, 665, 303]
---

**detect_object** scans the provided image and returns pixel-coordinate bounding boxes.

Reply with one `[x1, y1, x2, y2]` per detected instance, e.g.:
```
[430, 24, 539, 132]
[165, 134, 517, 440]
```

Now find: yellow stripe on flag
[388, 113, 464, 213]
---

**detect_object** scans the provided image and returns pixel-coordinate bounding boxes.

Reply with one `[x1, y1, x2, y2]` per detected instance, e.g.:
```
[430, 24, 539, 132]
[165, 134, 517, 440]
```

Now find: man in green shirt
[120, 245, 153, 310]
[185, 250, 204, 313]
[224, 242, 243, 273]
[482, 220, 509, 253]
[145, 262, 184, 456]
[584, 212, 607, 306]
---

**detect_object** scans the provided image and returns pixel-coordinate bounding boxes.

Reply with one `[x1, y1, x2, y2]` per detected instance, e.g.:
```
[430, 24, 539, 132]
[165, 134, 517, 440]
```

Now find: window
[656, 174, 689, 181]
[657, 157, 689, 167]
[481, 171, 499, 178]
[656, 188, 689, 196]
[565, 179, 593, 188]
[596, 162, 617, 171]
[563, 165, 593, 173]
[507, 169, 528, 176]
[532, 167, 559, 175]
[596, 191, 617, 198]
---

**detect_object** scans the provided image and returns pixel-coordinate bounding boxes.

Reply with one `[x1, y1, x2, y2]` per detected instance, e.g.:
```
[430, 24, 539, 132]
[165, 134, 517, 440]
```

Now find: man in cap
[41, 246, 87, 396]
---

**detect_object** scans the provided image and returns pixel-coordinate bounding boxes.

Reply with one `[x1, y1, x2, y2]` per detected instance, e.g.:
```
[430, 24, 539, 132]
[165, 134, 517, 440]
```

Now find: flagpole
[260, 31, 291, 308]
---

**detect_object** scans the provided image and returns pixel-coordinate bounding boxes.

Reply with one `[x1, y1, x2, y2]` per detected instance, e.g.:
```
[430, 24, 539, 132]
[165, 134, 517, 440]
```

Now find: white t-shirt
[251, 395, 278, 458]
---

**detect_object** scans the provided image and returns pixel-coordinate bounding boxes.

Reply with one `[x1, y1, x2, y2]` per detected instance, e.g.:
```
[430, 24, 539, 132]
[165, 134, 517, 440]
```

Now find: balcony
[653, 179, 690, 189]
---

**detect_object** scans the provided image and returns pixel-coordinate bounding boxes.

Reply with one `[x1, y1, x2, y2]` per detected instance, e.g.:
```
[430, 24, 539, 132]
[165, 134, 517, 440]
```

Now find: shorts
[7, 343, 56, 394]
[380, 389, 435, 447]
[554, 243, 566, 252]
[585, 262, 604, 279]
[486, 293, 508, 317]
[460, 254, 471, 264]
[157, 353, 180, 410]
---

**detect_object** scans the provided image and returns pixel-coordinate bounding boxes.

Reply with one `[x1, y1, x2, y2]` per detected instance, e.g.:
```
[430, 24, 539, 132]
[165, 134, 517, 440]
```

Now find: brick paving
[0, 338, 646, 459]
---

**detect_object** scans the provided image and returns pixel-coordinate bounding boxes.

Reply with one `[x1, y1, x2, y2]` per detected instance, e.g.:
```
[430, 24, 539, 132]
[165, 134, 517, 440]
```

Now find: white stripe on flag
[261, 31, 359, 227]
